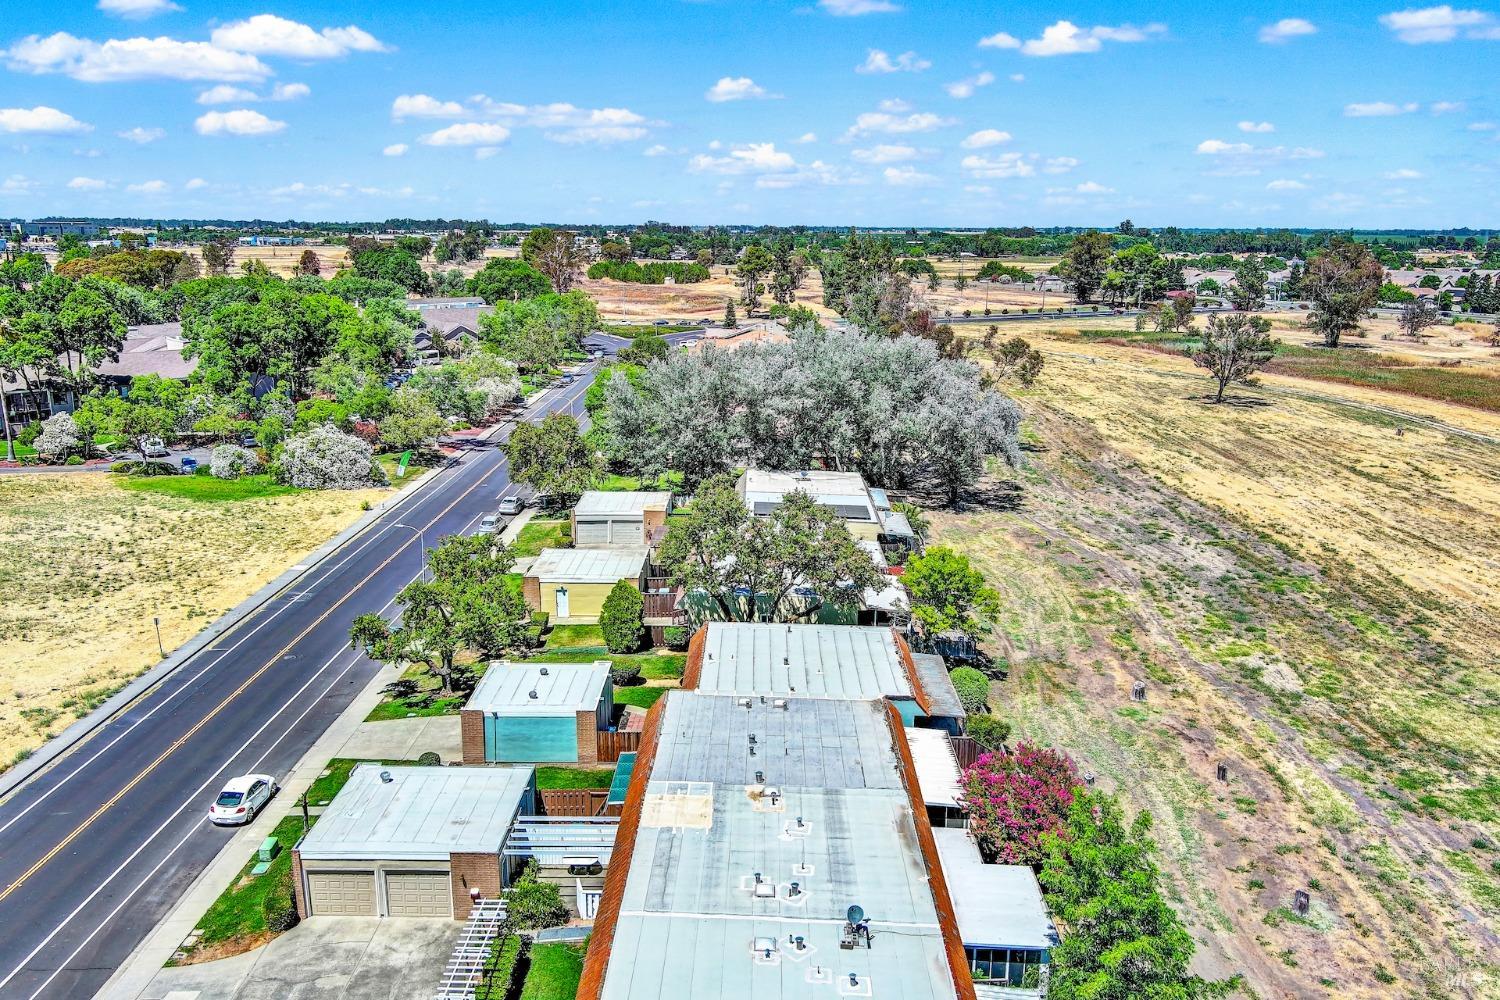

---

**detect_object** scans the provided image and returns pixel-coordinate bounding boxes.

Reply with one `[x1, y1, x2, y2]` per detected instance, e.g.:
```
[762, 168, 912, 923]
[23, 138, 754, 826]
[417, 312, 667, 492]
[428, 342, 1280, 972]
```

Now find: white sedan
[209, 774, 279, 825]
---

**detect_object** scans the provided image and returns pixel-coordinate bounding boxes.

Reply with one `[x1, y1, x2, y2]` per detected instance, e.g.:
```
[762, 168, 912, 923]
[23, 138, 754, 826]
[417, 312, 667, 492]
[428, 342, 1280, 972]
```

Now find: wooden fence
[950, 735, 981, 770]
[596, 730, 641, 762]
[538, 788, 609, 817]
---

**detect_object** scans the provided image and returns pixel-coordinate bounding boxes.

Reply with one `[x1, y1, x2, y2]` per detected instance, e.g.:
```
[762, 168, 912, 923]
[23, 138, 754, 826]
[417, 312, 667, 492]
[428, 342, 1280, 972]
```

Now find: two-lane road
[0, 367, 603, 1000]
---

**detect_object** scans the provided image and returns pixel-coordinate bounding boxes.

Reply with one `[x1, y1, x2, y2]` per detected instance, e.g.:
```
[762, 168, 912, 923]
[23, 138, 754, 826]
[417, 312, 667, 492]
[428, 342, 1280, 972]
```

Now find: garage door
[609, 520, 643, 546]
[385, 872, 452, 917]
[307, 871, 375, 915]
[575, 519, 612, 546]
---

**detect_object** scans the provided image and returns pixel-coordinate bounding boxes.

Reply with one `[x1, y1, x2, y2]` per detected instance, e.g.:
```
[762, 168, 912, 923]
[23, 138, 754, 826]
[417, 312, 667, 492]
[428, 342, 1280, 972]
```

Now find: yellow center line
[0, 448, 510, 903]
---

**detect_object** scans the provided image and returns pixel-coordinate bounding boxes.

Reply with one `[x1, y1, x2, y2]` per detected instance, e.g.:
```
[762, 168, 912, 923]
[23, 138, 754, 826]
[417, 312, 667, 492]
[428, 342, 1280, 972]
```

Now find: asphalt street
[0, 334, 688, 1000]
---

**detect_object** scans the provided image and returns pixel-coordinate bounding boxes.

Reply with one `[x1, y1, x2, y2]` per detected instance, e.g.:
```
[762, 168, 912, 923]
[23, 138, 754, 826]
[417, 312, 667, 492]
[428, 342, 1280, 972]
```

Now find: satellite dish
[846, 904, 865, 925]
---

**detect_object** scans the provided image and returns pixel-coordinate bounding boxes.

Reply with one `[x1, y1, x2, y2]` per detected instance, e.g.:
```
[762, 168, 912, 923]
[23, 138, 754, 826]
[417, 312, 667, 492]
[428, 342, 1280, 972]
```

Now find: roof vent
[738, 697, 752, 709]
[379, 770, 393, 783]
[529, 690, 539, 699]
[539, 666, 549, 676]
[772, 698, 789, 710]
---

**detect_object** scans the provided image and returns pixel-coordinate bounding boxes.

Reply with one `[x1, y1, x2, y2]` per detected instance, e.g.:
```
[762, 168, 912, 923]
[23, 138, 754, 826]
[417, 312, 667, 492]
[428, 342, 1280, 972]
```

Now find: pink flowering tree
[958, 742, 1083, 865]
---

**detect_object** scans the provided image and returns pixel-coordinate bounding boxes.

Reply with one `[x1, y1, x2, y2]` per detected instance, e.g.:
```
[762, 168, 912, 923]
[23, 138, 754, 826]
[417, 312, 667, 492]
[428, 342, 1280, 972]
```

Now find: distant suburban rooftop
[421, 307, 489, 336]
[932, 828, 1058, 952]
[408, 296, 487, 309]
[528, 547, 649, 583]
[467, 660, 611, 715]
[298, 764, 534, 861]
[737, 469, 879, 523]
[694, 622, 914, 701]
[905, 727, 964, 809]
[597, 690, 960, 1000]
[574, 491, 673, 518]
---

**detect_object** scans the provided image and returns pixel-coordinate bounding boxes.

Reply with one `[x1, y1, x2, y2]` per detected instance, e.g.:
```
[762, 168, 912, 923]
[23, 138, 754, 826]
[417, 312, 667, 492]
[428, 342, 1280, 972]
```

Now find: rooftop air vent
[529, 690, 539, 699]
[379, 770, 393, 783]
[772, 698, 789, 710]
[539, 666, 549, 676]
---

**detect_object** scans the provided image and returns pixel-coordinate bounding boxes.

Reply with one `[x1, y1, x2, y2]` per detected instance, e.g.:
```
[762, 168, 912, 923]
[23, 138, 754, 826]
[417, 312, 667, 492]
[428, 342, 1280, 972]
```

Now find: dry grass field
[0, 474, 386, 770]
[927, 328, 1499, 999]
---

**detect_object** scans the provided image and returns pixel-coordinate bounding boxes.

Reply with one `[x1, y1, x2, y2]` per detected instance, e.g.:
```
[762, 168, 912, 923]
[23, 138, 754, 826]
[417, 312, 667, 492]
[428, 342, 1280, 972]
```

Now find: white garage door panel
[307, 871, 375, 915]
[575, 519, 611, 546]
[385, 872, 452, 917]
[612, 521, 644, 545]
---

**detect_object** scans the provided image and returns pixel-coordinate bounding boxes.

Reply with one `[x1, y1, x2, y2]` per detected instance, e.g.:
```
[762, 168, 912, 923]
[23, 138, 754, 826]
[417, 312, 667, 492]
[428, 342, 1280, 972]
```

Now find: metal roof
[528, 547, 649, 584]
[466, 660, 611, 715]
[904, 728, 963, 809]
[738, 470, 879, 523]
[931, 828, 1058, 951]
[696, 623, 913, 701]
[599, 691, 957, 1000]
[574, 491, 673, 518]
[298, 764, 533, 861]
[909, 654, 965, 719]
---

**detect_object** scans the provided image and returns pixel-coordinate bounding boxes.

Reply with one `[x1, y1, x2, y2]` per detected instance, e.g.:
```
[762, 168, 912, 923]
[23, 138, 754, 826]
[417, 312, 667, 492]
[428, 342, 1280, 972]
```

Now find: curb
[0, 438, 480, 803]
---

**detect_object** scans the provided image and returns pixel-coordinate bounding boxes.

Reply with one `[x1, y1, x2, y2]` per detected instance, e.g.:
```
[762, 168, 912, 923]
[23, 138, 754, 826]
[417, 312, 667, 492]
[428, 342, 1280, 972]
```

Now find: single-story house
[461, 660, 614, 765]
[522, 547, 650, 624]
[906, 726, 968, 829]
[736, 469, 916, 549]
[292, 764, 536, 921]
[933, 827, 1059, 995]
[407, 296, 488, 311]
[571, 491, 672, 548]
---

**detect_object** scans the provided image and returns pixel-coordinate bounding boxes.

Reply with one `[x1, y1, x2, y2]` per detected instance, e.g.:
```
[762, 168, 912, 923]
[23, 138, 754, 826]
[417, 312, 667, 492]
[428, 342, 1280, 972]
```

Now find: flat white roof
[904, 727, 963, 808]
[696, 623, 914, 701]
[466, 660, 611, 715]
[299, 764, 533, 861]
[574, 491, 672, 518]
[528, 547, 648, 583]
[932, 827, 1058, 951]
[737, 470, 878, 522]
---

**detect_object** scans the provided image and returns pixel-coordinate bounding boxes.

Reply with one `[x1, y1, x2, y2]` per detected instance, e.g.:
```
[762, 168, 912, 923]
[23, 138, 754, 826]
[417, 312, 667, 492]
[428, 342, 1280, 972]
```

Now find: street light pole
[394, 521, 429, 581]
[152, 616, 164, 658]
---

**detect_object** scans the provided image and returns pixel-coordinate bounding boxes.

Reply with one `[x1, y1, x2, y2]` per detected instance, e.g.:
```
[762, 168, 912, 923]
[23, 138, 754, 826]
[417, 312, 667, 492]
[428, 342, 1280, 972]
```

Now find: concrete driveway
[138, 917, 460, 1000]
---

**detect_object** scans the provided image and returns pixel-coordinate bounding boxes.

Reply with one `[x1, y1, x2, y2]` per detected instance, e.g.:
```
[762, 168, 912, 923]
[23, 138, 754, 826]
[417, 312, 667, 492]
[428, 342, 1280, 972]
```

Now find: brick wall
[523, 575, 542, 611]
[576, 709, 599, 766]
[643, 508, 667, 529]
[461, 710, 485, 764]
[291, 848, 307, 920]
[449, 852, 502, 920]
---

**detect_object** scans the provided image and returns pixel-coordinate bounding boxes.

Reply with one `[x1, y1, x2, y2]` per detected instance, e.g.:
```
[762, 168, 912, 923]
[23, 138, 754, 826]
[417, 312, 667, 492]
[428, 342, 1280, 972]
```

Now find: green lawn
[115, 473, 301, 502]
[536, 766, 615, 790]
[519, 942, 587, 1000]
[594, 471, 683, 492]
[305, 757, 422, 805]
[173, 813, 309, 961]
[512, 518, 571, 558]
[375, 452, 437, 484]
[525, 644, 686, 680]
[613, 685, 670, 709]
[546, 624, 605, 647]
[364, 662, 470, 721]
[602, 323, 700, 338]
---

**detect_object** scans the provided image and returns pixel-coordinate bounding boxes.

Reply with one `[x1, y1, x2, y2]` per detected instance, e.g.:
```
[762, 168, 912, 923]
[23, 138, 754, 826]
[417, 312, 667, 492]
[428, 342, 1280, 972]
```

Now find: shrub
[17, 421, 40, 448]
[111, 459, 178, 476]
[662, 625, 690, 651]
[599, 580, 645, 654]
[210, 444, 261, 480]
[65, 455, 84, 466]
[960, 742, 1082, 864]
[950, 666, 990, 714]
[276, 424, 385, 490]
[610, 662, 642, 687]
[263, 866, 300, 933]
[506, 865, 569, 929]
[966, 714, 1011, 751]
[963, 309, 973, 318]
[481, 934, 527, 998]
[416, 751, 442, 766]
[35, 412, 80, 461]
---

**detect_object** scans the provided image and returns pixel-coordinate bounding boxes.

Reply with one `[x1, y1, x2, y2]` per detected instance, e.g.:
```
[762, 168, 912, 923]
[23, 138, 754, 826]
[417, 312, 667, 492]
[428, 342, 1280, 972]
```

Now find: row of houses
[294, 621, 1056, 997]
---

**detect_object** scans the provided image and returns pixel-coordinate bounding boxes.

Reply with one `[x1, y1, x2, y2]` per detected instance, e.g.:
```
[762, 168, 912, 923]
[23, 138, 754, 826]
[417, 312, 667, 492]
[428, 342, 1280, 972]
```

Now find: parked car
[142, 437, 169, 458]
[653, 319, 670, 326]
[238, 432, 258, 448]
[477, 513, 502, 534]
[496, 494, 525, 516]
[561, 373, 575, 385]
[209, 774, 278, 826]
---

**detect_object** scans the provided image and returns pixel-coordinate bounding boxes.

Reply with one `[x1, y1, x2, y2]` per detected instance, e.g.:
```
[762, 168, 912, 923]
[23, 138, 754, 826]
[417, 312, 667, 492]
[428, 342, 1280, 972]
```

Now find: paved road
[0, 362, 615, 999]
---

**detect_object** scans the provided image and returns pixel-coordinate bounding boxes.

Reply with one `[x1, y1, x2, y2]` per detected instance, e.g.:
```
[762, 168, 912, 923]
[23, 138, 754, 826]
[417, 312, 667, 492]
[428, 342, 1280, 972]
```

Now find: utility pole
[0, 382, 14, 463]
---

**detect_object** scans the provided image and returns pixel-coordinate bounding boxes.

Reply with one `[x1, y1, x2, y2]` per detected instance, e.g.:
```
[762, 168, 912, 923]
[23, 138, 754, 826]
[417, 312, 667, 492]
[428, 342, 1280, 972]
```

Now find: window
[966, 947, 1044, 986]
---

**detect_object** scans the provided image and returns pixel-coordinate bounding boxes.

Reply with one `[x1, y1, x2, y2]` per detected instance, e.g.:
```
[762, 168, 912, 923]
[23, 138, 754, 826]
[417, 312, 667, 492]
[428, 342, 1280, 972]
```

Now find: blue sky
[2, 1, 1497, 227]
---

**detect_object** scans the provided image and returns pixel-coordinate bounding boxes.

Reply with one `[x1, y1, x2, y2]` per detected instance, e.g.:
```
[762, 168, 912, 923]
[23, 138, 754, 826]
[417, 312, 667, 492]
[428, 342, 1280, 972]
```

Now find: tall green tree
[902, 546, 1001, 637]
[505, 412, 600, 505]
[1191, 313, 1276, 403]
[1305, 238, 1382, 347]
[520, 228, 588, 293]
[469, 258, 550, 304]
[1228, 257, 1268, 311]
[735, 245, 773, 311]
[1059, 230, 1115, 303]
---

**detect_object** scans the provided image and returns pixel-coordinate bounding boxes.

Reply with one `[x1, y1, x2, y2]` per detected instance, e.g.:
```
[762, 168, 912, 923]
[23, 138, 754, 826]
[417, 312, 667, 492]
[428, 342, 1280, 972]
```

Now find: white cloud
[1385, 167, 1424, 178]
[1198, 139, 1254, 154]
[184, 177, 207, 190]
[960, 129, 1011, 149]
[97, 0, 182, 18]
[844, 109, 955, 138]
[705, 76, 775, 102]
[1043, 155, 1080, 174]
[1430, 100, 1465, 114]
[272, 82, 310, 101]
[1378, 5, 1500, 43]
[1469, 120, 1498, 130]
[986, 20, 1167, 57]
[5, 32, 271, 82]
[643, 144, 671, 156]
[210, 15, 387, 59]
[877, 98, 913, 113]
[198, 85, 257, 105]
[689, 142, 796, 175]
[1345, 101, 1420, 116]
[857, 49, 931, 73]
[0, 106, 92, 134]
[852, 143, 920, 163]
[420, 122, 511, 146]
[68, 176, 108, 190]
[1010, 73, 1026, 82]
[1266, 178, 1307, 190]
[883, 165, 936, 186]
[116, 125, 164, 143]
[754, 160, 855, 189]
[1258, 18, 1318, 43]
[1074, 180, 1114, 193]
[795, 132, 818, 143]
[127, 179, 168, 194]
[962, 152, 1035, 178]
[820, 0, 901, 15]
[474, 147, 501, 161]
[945, 71, 996, 98]
[1238, 120, 1276, 133]
[392, 94, 466, 119]
[194, 109, 286, 136]
[0, 175, 40, 196]
[383, 143, 409, 157]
